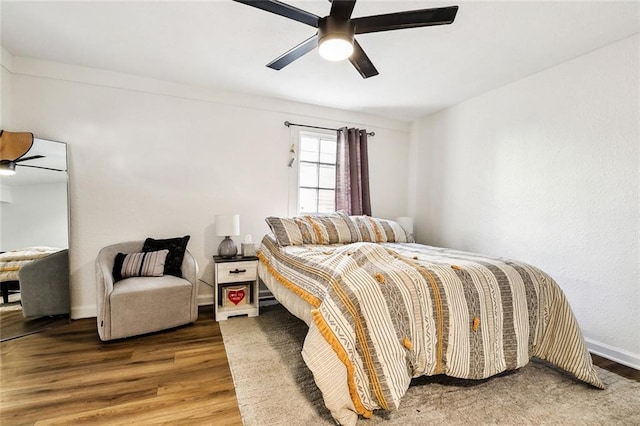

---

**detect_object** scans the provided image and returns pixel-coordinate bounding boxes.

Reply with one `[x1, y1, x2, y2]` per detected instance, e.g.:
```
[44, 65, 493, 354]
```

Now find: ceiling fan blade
[353, 5, 458, 34]
[349, 39, 378, 79]
[16, 163, 64, 172]
[15, 155, 45, 163]
[330, 0, 357, 20]
[267, 34, 319, 70]
[233, 0, 319, 27]
[0, 130, 34, 161]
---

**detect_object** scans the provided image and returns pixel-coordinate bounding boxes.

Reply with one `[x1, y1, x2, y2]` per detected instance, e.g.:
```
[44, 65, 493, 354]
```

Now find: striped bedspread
[0, 247, 60, 282]
[258, 236, 604, 417]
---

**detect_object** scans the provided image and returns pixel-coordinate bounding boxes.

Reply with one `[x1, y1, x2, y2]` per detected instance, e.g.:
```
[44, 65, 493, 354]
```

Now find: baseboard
[197, 294, 213, 306]
[586, 338, 640, 370]
[70, 304, 96, 320]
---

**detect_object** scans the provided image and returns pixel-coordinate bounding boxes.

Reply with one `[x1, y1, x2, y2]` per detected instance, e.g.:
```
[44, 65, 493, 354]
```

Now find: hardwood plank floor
[0, 309, 70, 342]
[1, 306, 637, 425]
[591, 354, 640, 382]
[0, 306, 242, 426]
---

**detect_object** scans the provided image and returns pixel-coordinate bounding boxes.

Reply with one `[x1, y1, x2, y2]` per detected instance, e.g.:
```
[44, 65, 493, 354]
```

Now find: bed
[257, 212, 604, 425]
[0, 247, 62, 282]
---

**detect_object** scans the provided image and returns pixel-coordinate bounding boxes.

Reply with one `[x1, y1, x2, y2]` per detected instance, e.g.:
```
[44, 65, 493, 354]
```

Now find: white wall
[1, 182, 69, 250]
[1, 53, 411, 318]
[410, 35, 639, 368]
[0, 46, 12, 129]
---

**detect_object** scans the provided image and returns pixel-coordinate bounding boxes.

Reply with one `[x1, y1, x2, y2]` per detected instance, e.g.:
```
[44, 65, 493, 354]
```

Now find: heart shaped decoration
[228, 289, 245, 305]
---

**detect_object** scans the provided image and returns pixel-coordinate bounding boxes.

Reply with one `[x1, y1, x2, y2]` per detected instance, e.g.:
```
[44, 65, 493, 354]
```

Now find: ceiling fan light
[319, 36, 354, 61]
[318, 16, 355, 62]
[0, 162, 16, 176]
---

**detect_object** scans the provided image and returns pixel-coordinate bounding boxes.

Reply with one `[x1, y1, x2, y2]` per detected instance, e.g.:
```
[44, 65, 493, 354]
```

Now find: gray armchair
[20, 249, 70, 318]
[95, 241, 198, 341]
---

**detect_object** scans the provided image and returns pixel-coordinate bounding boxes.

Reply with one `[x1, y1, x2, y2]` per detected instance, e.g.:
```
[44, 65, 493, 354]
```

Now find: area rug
[220, 303, 640, 426]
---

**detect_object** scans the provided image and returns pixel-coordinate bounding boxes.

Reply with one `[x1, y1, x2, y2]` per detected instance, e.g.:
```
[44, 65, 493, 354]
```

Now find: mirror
[1, 138, 68, 249]
[0, 138, 69, 317]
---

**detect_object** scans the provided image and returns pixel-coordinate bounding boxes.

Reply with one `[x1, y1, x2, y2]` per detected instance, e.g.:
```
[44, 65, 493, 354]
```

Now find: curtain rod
[284, 121, 375, 137]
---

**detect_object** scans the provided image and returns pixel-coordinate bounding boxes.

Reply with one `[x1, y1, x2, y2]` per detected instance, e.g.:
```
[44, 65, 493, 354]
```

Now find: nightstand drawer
[217, 261, 257, 284]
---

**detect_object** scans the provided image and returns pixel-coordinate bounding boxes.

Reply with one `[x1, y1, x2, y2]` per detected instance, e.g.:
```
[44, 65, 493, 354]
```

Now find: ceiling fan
[0, 130, 45, 176]
[232, 0, 458, 78]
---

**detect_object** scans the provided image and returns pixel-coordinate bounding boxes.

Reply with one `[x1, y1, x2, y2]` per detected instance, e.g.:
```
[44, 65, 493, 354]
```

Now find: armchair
[19, 249, 70, 318]
[95, 241, 198, 341]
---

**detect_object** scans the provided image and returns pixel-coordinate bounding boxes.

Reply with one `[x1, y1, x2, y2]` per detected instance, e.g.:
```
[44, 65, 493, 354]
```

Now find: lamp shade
[215, 214, 240, 237]
[396, 216, 414, 234]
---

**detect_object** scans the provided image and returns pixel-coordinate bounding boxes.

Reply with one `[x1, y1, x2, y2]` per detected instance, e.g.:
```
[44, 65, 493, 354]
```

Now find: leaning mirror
[0, 136, 70, 319]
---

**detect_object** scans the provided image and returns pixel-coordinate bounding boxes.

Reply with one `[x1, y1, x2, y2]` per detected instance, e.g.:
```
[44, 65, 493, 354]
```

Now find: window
[297, 132, 337, 214]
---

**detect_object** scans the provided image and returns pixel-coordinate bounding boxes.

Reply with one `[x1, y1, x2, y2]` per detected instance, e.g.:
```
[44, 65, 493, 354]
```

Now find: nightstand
[213, 255, 259, 321]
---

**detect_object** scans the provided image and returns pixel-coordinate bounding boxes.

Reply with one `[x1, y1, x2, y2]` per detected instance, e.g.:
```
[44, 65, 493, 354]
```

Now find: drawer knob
[229, 268, 246, 274]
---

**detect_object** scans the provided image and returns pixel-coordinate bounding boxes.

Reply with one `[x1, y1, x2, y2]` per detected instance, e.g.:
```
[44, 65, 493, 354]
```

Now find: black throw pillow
[142, 235, 190, 277]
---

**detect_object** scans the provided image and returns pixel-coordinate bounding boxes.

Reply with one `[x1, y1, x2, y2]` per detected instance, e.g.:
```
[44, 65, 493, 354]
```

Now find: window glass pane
[318, 164, 335, 189]
[318, 189, 335, 213]
[298, 132, 337, 215]
[300, 136, 319, 162]
[299, 163, 318, 187]
[299, 188, 318, 214]
[320, 139, 337, 164]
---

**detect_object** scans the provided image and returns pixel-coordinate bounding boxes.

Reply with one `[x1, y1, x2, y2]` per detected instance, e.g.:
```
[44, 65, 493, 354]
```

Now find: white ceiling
[1, 1, 639, 122]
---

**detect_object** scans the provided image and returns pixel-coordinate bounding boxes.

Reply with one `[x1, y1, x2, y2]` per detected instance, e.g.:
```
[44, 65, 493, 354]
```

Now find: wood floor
[0, 309, 70, 342]
[1, 306, 638, 425]
[591, 353, 640, 382]
[0, 306, 242, 426]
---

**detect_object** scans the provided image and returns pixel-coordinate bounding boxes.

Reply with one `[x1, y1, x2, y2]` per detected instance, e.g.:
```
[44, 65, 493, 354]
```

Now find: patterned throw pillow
[265, 211, 359, 246]
[112, 249, 169, 282]
[305, 211, 359, 244]
[265, 217, 306, 246]
[265, 213, 414, 246]
[142, 235, 190, 277]
[349, 216, 415, 243]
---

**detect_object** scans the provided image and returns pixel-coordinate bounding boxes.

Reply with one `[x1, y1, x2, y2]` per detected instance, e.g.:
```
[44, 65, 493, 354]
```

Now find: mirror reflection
[1, 138, 69, 248]
[0, 137, 70, 330]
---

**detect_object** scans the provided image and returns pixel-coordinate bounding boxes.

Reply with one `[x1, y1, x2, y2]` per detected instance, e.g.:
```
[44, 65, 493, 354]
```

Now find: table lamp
[215, 214, 240, 257]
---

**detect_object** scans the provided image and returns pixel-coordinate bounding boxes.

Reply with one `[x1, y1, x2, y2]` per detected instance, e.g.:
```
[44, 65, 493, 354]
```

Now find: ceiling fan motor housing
[318, 16, 355, 47]
[0, 160, 16, 176]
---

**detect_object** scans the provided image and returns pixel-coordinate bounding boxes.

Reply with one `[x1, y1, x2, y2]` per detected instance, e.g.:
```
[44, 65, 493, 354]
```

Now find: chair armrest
[95, 240, 143, 305]
[96, 256, 115, 298]
[95, 247, 119, 340]
[181, 249, 198, 286]
[181, 249, 199, 321]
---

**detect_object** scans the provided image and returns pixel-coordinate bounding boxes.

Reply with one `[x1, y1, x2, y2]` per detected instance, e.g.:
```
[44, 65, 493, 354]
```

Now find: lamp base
[218, 236, 238, 258]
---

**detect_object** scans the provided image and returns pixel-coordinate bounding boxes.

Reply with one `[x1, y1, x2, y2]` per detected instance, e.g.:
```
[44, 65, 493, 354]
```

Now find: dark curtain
[335, 127, 371, 216]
